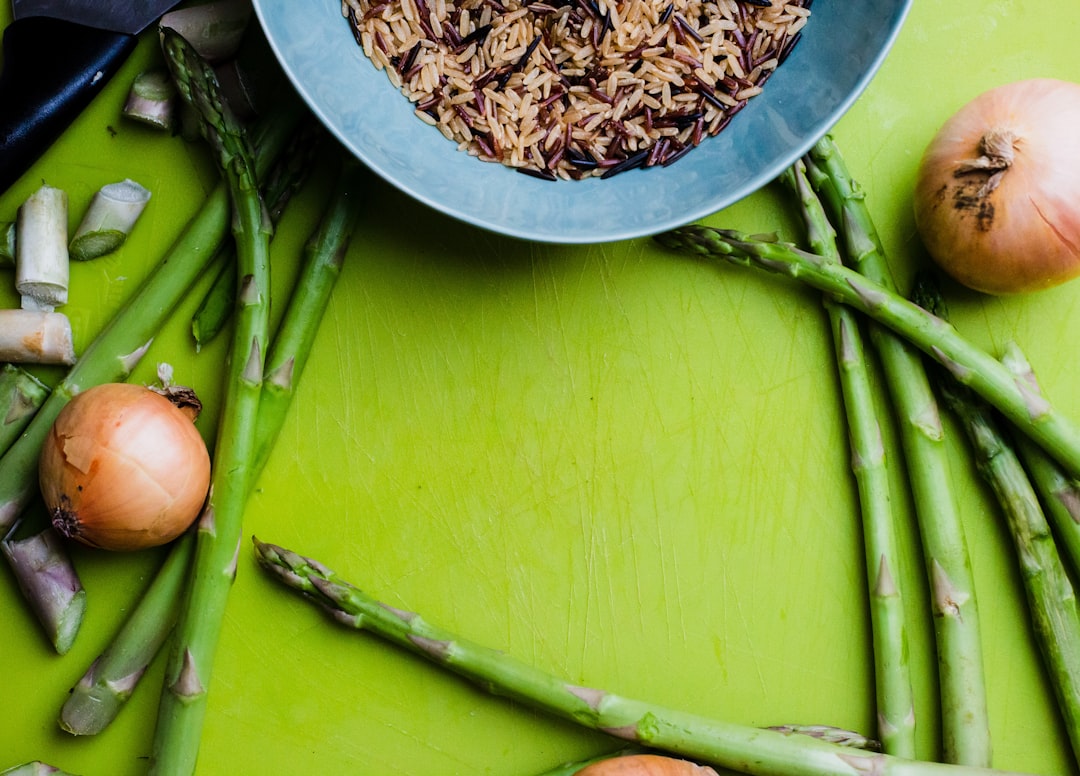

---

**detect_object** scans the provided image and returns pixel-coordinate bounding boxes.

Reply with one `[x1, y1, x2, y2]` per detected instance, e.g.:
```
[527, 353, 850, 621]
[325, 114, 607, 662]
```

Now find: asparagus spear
[254, 158, 364, 472]
[149, 29, 275, 774]
[0, 104, 304, 652]
[60, 154, 364, 736]
[191, 120, 324, 349]
[998, 343, 1080, 579]
[804, 136, 990, 766]
[0, 364, 49, 457]
[653, 227, 1080, 482]
[919, 289, 1080, 765]
[779, 160, 915, 758]
[911, 282, 1080, 765]
[253, 538, 1032, 776]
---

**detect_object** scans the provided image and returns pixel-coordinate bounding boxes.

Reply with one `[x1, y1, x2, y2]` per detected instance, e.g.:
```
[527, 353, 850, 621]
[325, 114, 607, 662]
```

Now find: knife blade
[0, 0, 183, 195]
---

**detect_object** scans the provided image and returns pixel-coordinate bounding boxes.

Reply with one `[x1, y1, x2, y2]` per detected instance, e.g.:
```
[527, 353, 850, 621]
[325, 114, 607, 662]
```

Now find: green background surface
[2, 1, 1079, 774]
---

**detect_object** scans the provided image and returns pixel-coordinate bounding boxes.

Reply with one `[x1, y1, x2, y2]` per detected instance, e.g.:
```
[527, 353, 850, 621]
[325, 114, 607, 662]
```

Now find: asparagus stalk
[653, 227, 1080, 482]
[922, 329, 1080, 762]
[255, 158, 364, 472]
[997, 343, 1080, 579]
[60, 151, 362, 736]
[804, 136, 990, 766]
[58, 533, 195, 735]
[0, 364, 49, 457]
[191, 120, 324, 349]
[149, 29, 274, 775]
[779, 160, 915, 758]
[253, 538, 1032, 776]
[1, 507, 86, 655]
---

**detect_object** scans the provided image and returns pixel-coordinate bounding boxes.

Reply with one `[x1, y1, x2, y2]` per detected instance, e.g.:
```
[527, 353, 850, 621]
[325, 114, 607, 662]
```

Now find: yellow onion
[574, 755, 718, 776]
[913, 78, 1080, 294]
[39, 382, 211, 551]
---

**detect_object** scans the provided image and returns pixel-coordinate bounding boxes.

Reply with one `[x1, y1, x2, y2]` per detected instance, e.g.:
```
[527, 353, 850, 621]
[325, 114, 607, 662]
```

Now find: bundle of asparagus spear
[250, 138, 1080, 776]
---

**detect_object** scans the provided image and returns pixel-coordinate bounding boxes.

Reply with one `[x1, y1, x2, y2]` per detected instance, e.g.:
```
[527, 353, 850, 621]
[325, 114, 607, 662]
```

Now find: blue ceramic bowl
[253, 0, 912, 244]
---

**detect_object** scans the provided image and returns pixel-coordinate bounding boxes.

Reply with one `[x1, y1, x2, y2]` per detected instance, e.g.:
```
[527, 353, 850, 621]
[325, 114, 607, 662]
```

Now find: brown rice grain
[342, 0, 809, 179]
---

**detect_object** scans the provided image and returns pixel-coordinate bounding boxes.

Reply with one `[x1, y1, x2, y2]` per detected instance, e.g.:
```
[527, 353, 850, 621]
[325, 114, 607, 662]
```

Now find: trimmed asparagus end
[59, 657, 145, 735]
[1, 528, 87, 654]
[70, 179, 152, 261]
[0, 310, 76, 365]
[15, 184, 69, 308]
[0, 763, 80, 776]
[123, 70, 177, 129]
[1, 363, 49, 438]
[0, 220, 14, 266]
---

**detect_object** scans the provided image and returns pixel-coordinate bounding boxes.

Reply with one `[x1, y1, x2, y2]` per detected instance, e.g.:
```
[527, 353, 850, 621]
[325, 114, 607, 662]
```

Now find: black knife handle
[0, 17, 137, 194]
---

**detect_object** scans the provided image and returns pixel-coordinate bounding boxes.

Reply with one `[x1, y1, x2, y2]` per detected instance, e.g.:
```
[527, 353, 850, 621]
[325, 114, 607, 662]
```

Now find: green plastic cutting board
[1, 1, 1079, 774]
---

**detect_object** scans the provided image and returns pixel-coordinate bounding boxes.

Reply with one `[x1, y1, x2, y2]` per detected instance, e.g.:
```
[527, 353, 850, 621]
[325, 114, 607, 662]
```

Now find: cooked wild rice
[340, 0, 810, 179]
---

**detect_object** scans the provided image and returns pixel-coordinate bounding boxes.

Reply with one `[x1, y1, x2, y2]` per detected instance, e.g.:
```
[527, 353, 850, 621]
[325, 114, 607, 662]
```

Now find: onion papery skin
[39, 382, 211, 551]
[913, 78, 1080, 295]
[574, 755, 719, 776]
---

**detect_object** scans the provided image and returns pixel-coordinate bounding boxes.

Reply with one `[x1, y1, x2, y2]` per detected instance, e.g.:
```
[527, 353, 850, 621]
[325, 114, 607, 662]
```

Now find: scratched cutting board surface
[2, 1, 1080, 774]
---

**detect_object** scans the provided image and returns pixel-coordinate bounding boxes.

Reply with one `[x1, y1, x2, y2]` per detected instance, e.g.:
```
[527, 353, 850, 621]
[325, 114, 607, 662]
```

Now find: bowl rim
[253, 0, 914, 244]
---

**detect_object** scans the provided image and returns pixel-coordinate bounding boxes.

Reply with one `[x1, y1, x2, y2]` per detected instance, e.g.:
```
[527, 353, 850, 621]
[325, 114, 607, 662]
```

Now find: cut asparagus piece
[780, 160, 915, 758]
[654, 226, 1080, 482]
[0, 763, 79, 776]
[0, 220, 14, 266]
[0, 364, 49, 457]
[0, 309, 75, 365]
[59, 532, 195, 735]
[15, 184, 68, 308]
[123, 70, 177, 130]
[69, 179, 152, 261]
[253, 539, 1032, 776]
[150, 29, 274, 775]
[805, 136, 990, 767]
[1, 516, 85, 655]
